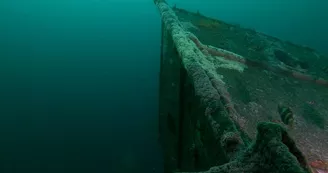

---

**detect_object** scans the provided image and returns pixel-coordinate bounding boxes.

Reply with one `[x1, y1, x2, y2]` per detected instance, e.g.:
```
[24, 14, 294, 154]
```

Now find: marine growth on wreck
[156, 0, 328, 173]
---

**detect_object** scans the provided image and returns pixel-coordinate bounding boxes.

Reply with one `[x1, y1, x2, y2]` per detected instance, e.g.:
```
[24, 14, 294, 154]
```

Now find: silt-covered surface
[174, 6, 328, 168]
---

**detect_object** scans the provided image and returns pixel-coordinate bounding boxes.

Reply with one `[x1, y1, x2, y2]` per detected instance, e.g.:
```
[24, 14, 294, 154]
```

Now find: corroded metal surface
[156, 0, 328, 173]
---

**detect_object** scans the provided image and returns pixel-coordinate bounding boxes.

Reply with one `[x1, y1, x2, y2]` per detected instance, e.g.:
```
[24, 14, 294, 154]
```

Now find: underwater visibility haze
[0, 0, 161, 172]
[0, 0, 327, 173]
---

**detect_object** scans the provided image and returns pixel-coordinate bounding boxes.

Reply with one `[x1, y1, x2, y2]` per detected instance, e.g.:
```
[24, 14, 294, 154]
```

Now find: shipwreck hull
[157, 1, 328, 173]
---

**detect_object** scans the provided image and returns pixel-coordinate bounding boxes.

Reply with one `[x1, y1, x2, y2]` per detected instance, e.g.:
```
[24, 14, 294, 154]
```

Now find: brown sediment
[310, 160, 328, 173]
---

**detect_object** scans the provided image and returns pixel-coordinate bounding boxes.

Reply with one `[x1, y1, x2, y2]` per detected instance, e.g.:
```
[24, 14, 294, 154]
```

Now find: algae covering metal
[156, 0, 328, 173]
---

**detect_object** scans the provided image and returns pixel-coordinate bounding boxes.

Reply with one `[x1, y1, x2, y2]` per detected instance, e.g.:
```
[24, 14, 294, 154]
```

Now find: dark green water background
[0, 0, 162, 172]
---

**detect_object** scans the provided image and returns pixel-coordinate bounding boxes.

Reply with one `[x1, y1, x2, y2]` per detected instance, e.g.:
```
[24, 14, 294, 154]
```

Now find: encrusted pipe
[188, 33, 328, 88]
[154, 0, 244, 161]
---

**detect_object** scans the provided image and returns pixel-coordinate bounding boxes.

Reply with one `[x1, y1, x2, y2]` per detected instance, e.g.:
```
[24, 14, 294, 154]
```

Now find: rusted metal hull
[156, 1, 328, 173]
